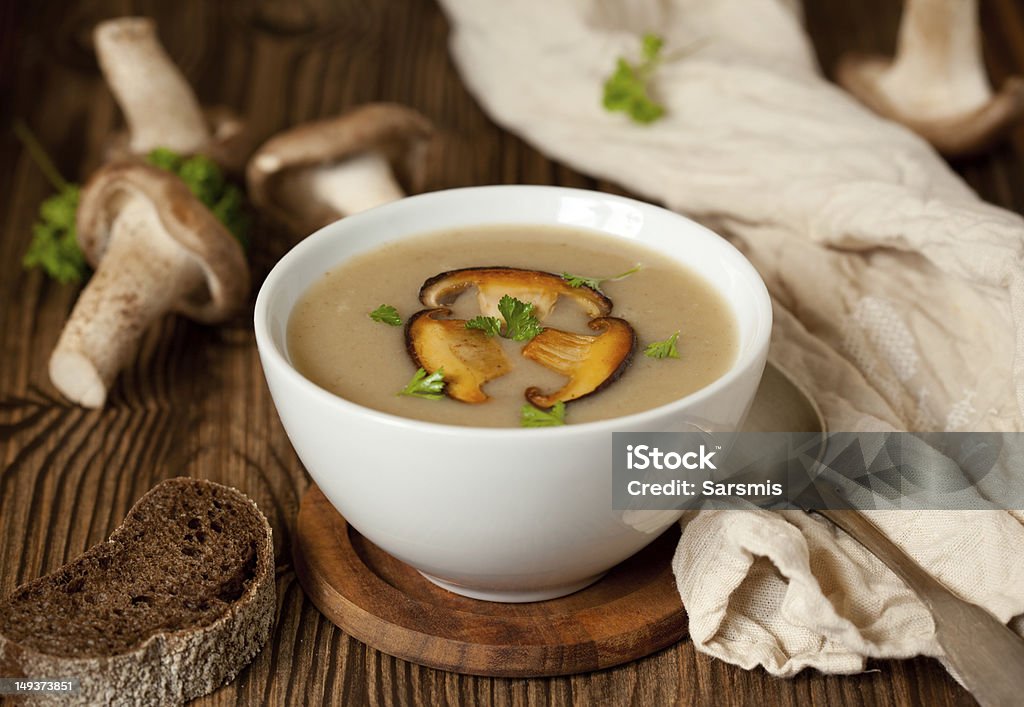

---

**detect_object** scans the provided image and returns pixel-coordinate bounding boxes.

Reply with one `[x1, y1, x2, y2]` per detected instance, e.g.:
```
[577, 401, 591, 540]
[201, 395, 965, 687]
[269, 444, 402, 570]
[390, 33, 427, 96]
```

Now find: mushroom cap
[405, 307, 513, 404]
[76, 161, 250, 323]
[522, 317, 636, 408]
[246, 102, 434, 234]
[419, 266, 613, 320]
[837, 53, 1024, 157]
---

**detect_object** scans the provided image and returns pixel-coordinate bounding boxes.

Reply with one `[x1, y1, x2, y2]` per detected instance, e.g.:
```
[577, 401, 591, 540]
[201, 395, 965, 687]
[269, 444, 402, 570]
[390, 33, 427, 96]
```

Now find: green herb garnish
[399, 367, 446, 400]
[498, 295, 544, 341]
[465, 295, 544, 341]
[25, 187, 86, 284]
[561, 264, 642, 293]
[521, 401, 567, 428]
[466, 315, 502, 337]
[369, 304, 402, 326]
[603, 33, 667, 124]
[146, 148, 249, 248]
[644, 331, 680, 359]
[14, 121, 89, 284]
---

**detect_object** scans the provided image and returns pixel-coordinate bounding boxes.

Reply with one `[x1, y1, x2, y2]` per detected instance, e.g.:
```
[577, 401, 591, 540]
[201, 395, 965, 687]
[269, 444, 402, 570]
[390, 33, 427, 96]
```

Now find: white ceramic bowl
[255, 186, 771, 602]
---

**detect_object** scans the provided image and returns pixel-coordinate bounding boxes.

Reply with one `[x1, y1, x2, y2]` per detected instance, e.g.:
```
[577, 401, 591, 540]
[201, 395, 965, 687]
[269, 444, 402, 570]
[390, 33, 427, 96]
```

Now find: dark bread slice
[0, 477, 274, 706]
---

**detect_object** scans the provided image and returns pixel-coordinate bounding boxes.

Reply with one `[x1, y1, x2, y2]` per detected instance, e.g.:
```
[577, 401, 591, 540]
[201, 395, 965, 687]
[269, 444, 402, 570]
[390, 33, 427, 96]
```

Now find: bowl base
[293, 484, 689, 677]
[417, 570, 606, 603]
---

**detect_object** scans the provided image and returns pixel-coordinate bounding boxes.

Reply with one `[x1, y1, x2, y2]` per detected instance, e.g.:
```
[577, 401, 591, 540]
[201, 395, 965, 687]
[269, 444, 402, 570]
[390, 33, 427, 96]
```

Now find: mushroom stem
[49, 199, 205, 407]
[876, 0, 990, 120]
[94, 18, 211, 155]
[305, 151, 407, 216]
[837, 0, 1024, 155]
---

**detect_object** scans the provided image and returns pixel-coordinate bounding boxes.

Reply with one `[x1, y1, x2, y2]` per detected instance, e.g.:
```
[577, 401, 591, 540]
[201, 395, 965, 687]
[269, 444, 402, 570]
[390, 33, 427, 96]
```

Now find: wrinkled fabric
[439, 0, 1024, 677]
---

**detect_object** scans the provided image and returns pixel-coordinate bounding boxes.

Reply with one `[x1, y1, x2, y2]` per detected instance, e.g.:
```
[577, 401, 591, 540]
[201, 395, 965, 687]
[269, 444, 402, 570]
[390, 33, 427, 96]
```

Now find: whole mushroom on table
[34, 16, 255, 407]
[838, 0, 1024, 156]
[94, 17, 251, 172]
[48, 163, 249, 408]
[246, 103, 434, 236]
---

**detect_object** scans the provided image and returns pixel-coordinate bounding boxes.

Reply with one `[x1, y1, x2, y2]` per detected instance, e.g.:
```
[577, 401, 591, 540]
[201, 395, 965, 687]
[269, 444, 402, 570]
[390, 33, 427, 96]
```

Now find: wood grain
[293, 485, 688, 678]
[1, 0, 1018, 704]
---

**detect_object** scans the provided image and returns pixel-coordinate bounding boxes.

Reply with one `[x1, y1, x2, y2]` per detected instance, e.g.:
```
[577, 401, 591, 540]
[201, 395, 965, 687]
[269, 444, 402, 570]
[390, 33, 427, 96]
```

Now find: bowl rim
[254, 185, 773, 438]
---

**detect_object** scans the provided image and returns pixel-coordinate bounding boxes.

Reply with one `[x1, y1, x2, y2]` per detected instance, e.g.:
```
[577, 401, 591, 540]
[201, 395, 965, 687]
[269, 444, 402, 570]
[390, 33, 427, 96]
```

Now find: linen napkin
[437, 0, 1024, 676]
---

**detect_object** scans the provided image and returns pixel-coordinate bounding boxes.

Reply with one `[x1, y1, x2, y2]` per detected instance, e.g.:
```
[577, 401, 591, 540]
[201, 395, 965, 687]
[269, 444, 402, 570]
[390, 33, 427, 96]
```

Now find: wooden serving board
[293, 485, 687, 677]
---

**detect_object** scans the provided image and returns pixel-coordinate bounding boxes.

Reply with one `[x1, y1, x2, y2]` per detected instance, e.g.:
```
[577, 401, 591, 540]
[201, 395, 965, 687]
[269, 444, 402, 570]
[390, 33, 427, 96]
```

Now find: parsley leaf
[24, 187, 88, 284]
[177, 151, 225, 198]
[498, 295, 544, 341]
[369, 304, 402, 326]
[641, 33, 664, 61]
[466, 316, 502, 337]
[521, 401, 567, 428]
[603, 33, 666, 124]
[467, 299, 543, 340]
[644, 331, 680, 359]
[398, 367, 446, 399]
[146, 146, 184, 172]
[14, 121, 90, 284]
[561, 264, 642, 293]
[560, 273, 602, 290]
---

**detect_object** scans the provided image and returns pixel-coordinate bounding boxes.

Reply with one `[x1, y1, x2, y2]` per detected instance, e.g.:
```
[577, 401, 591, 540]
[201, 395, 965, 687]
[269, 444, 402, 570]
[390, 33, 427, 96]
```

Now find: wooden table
[2, 0, 1020, 704]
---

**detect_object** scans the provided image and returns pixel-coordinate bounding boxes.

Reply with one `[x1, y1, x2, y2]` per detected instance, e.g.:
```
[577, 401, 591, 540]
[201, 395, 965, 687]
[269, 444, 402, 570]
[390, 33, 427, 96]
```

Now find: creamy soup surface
[287, 225, 738, 428]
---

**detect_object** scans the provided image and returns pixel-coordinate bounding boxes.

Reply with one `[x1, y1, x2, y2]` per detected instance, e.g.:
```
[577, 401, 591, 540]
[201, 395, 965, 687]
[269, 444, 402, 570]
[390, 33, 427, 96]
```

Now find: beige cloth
[438, 0, 1024, 677]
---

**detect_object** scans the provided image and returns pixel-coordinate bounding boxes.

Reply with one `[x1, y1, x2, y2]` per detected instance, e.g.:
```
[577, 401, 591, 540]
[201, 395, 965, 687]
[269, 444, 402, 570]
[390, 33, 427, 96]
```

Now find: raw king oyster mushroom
[94, 17, 250, 171]
[49, 162, 250, 408]
[406, 268, 634, 408]
[246, 103, 434, 235]
[837, 0, 1024, 156]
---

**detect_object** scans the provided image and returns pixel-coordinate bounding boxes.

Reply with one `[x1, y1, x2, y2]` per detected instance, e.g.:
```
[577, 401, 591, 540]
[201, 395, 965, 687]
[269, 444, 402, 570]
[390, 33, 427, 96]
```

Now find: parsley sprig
[369, 304, 402, 326]
[499, 295, 544, 341]
[398, 367, 446, 399]
[561, 264, 642, 293]
[521, 401, 566, 428]
[602, 35, 707, 124]
[644, 331, 680, 359]
[465, 295, 544, 342]
[15, 121, 88, 284]
[466, 316, 502, 337]
[602, 33, 667, 124]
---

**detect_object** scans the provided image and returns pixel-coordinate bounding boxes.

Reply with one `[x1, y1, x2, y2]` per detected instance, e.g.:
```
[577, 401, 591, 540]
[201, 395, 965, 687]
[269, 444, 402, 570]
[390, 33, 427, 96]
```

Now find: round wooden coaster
[293, 484, 688, 677]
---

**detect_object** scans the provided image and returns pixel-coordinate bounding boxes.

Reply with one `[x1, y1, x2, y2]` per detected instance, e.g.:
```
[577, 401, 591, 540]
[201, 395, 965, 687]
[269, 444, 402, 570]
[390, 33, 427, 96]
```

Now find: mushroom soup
[287, 225, 738, 427]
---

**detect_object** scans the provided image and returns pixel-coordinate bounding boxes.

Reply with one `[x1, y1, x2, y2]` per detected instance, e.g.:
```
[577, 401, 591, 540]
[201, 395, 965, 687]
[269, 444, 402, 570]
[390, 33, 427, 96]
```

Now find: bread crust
[0, 478, 275, 706]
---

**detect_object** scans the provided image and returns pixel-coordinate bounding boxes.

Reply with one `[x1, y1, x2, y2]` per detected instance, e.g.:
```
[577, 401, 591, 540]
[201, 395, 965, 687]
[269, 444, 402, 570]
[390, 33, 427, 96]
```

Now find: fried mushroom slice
[522, 317, 636, 408]
[419, 267, 612, 321]
[406, 308, 512, 403]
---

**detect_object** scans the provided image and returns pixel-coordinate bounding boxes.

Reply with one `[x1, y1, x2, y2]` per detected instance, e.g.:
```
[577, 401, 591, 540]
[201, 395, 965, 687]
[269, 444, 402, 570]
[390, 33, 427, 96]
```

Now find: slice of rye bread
[0, 478, 274, 706]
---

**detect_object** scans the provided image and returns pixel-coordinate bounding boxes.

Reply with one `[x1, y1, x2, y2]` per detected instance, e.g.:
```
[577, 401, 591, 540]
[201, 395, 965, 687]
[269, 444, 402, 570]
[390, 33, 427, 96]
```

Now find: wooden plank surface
[1, 0, 1019, 704]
